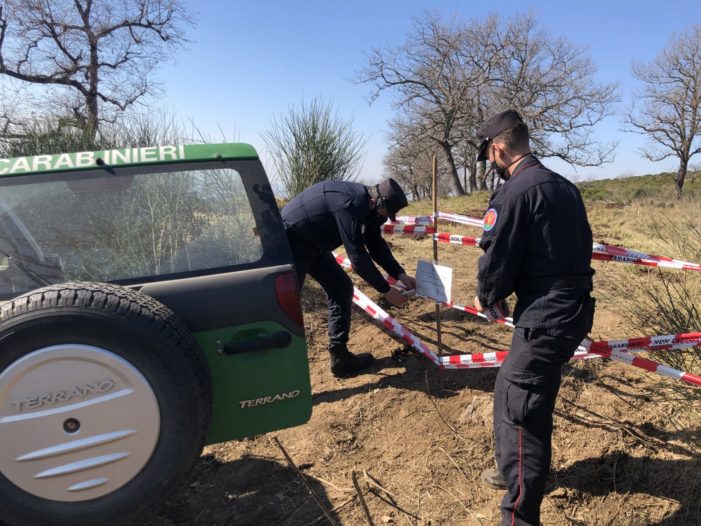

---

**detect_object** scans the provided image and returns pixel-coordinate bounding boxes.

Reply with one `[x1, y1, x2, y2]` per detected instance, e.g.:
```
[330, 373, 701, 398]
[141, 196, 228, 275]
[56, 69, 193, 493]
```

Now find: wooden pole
[432, 155, 443, 356]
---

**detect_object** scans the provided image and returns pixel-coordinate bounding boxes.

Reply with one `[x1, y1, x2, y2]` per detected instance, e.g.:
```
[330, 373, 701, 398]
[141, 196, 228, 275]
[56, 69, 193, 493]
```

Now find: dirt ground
[132, 207, 701, 526]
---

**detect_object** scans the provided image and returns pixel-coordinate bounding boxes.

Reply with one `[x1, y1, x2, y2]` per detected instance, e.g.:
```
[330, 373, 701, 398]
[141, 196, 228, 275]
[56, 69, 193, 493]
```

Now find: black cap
[377, 178, 408, 221]
[476, 109, 524, 161]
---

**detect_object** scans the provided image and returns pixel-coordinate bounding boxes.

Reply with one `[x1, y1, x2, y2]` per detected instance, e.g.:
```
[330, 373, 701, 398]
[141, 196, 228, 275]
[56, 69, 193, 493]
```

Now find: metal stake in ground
[432, 154, 443, 356]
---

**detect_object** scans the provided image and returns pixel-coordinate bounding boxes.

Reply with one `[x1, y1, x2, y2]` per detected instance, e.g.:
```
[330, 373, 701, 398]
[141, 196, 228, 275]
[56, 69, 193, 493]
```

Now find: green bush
[264, 97, 366, 198]
[625, 203, 701, 408]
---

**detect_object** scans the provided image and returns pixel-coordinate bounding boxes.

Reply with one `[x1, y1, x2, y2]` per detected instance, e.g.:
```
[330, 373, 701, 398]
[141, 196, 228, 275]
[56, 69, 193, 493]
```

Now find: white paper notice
[415, 260, 453, 303]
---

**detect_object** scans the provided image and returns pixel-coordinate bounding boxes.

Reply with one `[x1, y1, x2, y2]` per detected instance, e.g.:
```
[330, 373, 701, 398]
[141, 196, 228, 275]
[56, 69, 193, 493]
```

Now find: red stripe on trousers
[513, 427, 523, 526]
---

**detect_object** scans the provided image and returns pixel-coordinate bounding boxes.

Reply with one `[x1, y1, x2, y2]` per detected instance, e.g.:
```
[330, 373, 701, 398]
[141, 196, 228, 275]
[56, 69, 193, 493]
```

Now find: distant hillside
[577, 170, 701, 202]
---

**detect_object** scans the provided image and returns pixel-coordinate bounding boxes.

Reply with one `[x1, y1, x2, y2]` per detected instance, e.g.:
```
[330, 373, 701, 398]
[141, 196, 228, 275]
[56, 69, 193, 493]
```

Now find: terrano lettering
[238, 390, 301, 409]
[10, 379, 117, 412]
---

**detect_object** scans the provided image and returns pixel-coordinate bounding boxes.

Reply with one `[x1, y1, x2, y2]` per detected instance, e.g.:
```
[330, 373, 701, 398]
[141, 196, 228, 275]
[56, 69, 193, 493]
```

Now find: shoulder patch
[483, 208, 498, 231]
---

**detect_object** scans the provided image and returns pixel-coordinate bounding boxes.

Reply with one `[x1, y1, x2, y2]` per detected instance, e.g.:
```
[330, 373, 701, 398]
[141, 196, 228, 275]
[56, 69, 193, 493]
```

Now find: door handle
[222, 331, 292, 355]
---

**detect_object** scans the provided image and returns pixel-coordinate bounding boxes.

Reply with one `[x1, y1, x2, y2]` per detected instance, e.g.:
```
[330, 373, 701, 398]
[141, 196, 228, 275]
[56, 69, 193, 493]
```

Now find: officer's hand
[384, 287, 408, 307]
[475, 296, 509, 321]
[397, 272, 416, 290]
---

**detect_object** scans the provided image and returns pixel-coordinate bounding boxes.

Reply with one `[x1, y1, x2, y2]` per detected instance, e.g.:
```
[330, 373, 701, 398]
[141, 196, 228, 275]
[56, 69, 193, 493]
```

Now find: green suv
[0, 144, 312, 525]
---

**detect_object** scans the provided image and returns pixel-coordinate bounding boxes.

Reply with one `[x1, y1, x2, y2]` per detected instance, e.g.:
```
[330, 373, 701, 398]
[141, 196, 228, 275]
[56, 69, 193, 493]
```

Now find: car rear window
[0, 166, 263, 299]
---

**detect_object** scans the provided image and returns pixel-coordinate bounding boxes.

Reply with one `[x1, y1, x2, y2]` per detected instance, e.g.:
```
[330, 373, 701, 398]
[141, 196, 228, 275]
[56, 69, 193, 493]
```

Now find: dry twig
[436, 485, 484, 526]
[270, 436, 340, 526]
[363, 471, 422, 521]
[308, 474, 353, 495]
[424, 371, 472, 449]
[438, 446, 470, 480]
[560, 398, 661, 451]
[363, 470, 398, 504]
[352, 470, 376, 526]
[545, 496, 569, 524]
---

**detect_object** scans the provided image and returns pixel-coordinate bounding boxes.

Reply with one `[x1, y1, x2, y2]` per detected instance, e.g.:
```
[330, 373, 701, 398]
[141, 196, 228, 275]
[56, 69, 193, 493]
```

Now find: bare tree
[358, 15, 487, 195]
[384, 135, 437, 200]
[264, 97, 367, 198]
[625, 25, 701, 199]
[383, 113, 455, 199]
[0, 0, 192, 136]
[487, 15, 618, 167]
[358, 13, 618, 195]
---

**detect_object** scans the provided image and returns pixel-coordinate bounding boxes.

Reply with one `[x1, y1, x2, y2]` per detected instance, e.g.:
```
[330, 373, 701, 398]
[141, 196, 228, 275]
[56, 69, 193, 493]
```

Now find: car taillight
[275, 272, 304, 328]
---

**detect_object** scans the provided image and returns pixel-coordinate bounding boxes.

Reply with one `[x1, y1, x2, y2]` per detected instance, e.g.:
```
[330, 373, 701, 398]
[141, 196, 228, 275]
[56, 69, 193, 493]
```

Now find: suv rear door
[0, 144, 312, 444]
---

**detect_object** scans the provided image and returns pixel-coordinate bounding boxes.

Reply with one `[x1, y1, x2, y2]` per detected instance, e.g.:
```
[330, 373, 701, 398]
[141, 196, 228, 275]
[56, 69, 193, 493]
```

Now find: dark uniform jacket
[282, 180, 404, 293]
[477, 155, 594, 332]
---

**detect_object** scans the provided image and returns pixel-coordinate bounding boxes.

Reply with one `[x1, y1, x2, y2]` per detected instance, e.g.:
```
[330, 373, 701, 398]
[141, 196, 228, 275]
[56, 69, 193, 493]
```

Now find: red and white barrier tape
[384, 224, 701, 272]
[382, 224, 436, 235]
[434, 327, 701, 368]
[390, 208, 701, 271]
[392, 212, 483, 228]
[439, 339, 701, 369]
[393, 215, 435, 225]
[334, 251, 700, 385]
[334, 253, 511, 325]
[586, 342, 701, 387]
[444, 301, 514, 327]
[592, 243, 701, 272]
[434, 232, 481, 247]
[580, 332, 701, 353]
[352, 286, 440, 366]
[334, 253, 701, 356]
[437, 211, 484, 228]
[350, 273, 701, 384]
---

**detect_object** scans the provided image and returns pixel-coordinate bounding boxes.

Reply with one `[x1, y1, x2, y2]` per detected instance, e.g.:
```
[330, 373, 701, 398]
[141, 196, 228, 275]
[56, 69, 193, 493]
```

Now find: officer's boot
[329, 344, 374, 378]
[479, 461, 506, 490]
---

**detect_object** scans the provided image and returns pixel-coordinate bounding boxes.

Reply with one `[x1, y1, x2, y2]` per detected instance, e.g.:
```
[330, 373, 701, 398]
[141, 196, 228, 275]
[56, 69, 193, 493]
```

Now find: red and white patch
[483, 208, 498, 231]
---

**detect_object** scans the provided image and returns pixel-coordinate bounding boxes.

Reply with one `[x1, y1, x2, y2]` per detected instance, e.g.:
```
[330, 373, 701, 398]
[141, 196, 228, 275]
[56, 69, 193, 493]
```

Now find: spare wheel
[0, 282, 212, 526]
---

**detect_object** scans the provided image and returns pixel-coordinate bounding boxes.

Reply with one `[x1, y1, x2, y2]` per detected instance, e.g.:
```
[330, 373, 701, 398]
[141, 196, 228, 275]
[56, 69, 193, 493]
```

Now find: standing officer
[282, 178, 416, 378]
[473, 110, 596, 526]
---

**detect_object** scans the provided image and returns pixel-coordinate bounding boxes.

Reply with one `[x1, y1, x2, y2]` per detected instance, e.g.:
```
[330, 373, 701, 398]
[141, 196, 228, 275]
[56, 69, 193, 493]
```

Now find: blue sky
[159, 0, 701, 185]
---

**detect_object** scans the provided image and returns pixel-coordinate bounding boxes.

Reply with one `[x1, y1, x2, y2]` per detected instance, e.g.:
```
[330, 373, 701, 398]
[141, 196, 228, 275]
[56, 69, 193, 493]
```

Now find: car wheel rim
[0, 344, 161, 501]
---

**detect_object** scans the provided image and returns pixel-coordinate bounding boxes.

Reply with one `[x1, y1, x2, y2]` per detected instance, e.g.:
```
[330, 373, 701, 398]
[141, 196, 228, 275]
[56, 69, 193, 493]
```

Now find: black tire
[0, 282, 212, 526]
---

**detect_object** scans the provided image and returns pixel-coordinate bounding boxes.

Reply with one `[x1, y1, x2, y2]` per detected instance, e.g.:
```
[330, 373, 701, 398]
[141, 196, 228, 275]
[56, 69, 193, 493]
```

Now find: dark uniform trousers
[474, 156, 595, 525]
[287, 232, 354, 350]
[494, 309, 592, 526]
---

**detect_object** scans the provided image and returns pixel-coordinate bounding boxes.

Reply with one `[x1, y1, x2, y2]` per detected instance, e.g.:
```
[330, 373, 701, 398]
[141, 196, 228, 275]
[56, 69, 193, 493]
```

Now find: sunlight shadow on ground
[127, 454, 339, 526]
[552, 453, 701, 526]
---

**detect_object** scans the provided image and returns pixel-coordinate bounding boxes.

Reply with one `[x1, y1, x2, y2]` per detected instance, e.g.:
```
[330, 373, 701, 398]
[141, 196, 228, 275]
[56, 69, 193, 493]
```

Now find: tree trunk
[467, 159, 477, 193]
[675, 159, 688, 199]
[441, 143, 466, 195]
[87, 39, 100, 138]
[490, 168, 498, 190]
[479, 161, 489, 191]
[86, 92, 99, 138]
